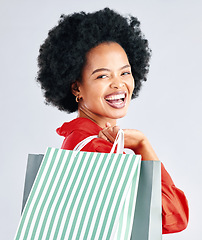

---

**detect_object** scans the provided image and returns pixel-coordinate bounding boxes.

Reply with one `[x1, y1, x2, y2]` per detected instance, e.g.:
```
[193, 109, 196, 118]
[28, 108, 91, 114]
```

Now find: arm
[161, 164, 189, 233]
[99, 123, 189, 233]
[99, 124, 159, 160]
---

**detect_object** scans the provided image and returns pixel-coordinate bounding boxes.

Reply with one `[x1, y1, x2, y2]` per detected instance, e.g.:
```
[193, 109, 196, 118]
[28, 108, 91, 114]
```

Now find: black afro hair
[37, 8, 151, 113]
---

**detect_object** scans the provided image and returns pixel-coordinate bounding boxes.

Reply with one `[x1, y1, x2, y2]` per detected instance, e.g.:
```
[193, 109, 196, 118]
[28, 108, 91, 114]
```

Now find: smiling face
[72, 42, 135, 127]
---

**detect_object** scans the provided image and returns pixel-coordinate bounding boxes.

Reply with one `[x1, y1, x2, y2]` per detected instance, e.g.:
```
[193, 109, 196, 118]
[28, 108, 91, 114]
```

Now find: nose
[110, 77, 125, 89]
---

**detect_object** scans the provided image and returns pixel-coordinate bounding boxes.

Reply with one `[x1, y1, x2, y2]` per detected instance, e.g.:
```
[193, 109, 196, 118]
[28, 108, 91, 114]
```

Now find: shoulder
[62, 129, 113, 153]
[57, 117, 102, 137]
[61, 129, 90, 150]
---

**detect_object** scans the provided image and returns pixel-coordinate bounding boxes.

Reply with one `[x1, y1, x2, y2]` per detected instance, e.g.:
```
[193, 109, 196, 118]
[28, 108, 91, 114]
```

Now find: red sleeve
[60, 130, 113, 153]
[61, 131, 189, 234]
[161, 163, 189, 234]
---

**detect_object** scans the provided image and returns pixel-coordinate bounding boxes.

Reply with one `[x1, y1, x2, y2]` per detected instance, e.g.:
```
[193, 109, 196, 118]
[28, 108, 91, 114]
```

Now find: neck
[77, 108, 117, 128]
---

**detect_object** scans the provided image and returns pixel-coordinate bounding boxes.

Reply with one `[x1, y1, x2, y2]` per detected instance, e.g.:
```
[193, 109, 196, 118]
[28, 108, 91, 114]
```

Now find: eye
[121, 72, 131, 76]
[97, 74, 108, 79]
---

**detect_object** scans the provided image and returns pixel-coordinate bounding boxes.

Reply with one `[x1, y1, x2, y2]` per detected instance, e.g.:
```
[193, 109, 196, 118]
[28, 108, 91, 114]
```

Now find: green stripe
[61, 152, 94, 239]
[75, 153, 107, 239]
[124, 164, 140, 240]
[23, 148, 59, 239]
[45, 150, 80, 239]
[98, 154, 129, 240]
[90, 153, 123, 240]
[68, 153, 101, 239]
[16, 149, 140, 240]
[117, 201, 124, 240]
[15, 147, 52, 239]
[53, 152, 87, 239]
[32, 149, 66, 239]
[83, 153, 116, 239]
[106, 155, 136, 240]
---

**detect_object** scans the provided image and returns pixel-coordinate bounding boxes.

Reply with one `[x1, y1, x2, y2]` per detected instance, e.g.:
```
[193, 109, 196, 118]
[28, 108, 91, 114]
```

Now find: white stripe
[82, 153, 119, 239]
[87, 153, 120, 239]
[125, 180, 135, 239]
[122, 159, 141, 240]
[27, 149, 63, 239]
[57, 152, 91, 239]
[16, 147, 141, 240]
[94, 153, 127, 239]
[40, 150, 70, 238]
[111, 155, 141, 240]
[121, 183, 131, 240]
[34, 149, 68, 239]
[71, 153, 105, 240]
[64, 152, 98, 238]
[127, 156, 141, 237]
[48, 151, 84, 239]
[101, 154, 135, 240]
[79, 152, 114, 239]
[113, 213, 120, 240]
[19, 148, 55, 238]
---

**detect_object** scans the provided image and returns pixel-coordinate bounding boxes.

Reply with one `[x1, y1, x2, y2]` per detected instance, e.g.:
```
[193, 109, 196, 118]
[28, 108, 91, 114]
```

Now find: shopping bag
[15, 130, 142, 240]
[21, 156, 162, 240]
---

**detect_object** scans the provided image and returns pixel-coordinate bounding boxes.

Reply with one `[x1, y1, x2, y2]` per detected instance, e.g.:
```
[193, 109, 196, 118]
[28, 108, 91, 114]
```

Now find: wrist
[137, 139, 159, 161]
[124, 129, 146, 149]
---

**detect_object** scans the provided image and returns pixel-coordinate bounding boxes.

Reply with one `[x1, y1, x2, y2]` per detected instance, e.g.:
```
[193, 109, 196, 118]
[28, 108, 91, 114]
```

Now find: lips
[104, 91, 127, 109]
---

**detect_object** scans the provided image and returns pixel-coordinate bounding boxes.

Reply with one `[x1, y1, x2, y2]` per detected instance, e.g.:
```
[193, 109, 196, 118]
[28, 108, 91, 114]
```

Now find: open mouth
[104, 92, 127, 109]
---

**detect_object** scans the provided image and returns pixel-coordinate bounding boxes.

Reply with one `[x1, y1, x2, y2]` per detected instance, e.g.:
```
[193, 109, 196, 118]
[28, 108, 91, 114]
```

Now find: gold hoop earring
[76, 95, 80, 103]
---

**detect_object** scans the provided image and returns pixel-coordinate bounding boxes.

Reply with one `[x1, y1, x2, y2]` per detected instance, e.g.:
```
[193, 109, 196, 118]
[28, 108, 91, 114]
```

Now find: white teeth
[105, 94, 125, 101]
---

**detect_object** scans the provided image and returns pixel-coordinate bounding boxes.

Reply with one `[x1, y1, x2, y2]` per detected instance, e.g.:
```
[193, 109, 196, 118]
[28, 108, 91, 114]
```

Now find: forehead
[85, 42, 129, 69]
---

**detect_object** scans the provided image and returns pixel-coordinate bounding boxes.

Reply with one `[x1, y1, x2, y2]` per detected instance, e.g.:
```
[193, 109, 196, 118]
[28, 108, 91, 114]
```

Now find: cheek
[128, 78, 135, 93]
[80, 83, 101, 101]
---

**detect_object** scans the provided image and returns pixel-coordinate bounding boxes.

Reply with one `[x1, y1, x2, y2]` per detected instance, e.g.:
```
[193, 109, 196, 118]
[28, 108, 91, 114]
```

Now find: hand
[98, 122, 120, 143]
[98, 122, 159, 160]
[98, 122, 145, 149]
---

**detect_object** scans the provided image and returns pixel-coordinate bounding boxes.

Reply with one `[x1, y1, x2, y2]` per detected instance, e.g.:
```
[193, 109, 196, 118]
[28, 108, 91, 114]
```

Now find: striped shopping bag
[15, 131, 141, 240]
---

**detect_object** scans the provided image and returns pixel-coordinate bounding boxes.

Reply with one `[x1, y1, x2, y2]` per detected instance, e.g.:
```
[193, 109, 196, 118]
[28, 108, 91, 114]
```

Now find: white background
[0, 0, 201, 239]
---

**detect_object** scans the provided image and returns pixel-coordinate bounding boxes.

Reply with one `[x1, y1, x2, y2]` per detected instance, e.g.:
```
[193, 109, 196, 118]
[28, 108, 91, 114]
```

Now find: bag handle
[73, 135, 98, 152]
[73, 129, 124, 154]
[109, 129, 124, 154]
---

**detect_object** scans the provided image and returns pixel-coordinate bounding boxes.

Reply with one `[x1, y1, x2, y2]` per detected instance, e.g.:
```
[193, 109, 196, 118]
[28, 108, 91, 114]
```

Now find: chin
[108, 110, 128, 120]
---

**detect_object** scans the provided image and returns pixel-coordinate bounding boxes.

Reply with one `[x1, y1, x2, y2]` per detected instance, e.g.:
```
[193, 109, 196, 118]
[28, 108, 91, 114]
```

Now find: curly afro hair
[37, 8, 151, 113]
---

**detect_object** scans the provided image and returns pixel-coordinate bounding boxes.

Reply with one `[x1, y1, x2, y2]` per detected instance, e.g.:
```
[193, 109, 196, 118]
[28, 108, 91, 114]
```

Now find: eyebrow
[91, 64, 131, 75]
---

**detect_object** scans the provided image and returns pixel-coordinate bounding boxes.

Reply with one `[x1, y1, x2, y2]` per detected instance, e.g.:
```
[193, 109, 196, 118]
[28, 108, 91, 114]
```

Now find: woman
[37, 8, 189, 234]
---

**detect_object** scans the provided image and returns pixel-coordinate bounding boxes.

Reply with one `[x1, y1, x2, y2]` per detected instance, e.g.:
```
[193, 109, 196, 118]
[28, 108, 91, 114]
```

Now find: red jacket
[57, 117, 189, 234]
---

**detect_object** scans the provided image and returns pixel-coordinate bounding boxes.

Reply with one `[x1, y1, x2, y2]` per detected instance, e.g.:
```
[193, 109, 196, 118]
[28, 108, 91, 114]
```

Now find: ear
[71, 81, 80, 97]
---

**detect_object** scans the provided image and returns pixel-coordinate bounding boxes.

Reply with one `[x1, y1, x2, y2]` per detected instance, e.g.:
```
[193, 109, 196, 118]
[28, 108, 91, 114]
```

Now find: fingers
[98, 130, 109, 141]
[98, 123, 120, 143]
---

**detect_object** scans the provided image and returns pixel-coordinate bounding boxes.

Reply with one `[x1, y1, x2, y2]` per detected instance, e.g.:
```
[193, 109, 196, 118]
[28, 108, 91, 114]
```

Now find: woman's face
[74, 42, 135, 127]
